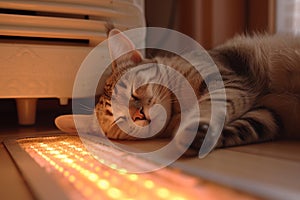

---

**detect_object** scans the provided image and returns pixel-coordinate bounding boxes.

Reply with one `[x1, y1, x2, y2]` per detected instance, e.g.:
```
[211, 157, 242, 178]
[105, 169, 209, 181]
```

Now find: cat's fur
[56, 29, 300, 156]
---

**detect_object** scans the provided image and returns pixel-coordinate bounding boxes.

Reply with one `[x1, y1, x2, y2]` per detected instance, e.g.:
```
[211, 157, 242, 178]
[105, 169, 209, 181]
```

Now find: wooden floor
[177, 141, 300, 200]
[116, 138, 300, 200]
[0, 111, 299, 200]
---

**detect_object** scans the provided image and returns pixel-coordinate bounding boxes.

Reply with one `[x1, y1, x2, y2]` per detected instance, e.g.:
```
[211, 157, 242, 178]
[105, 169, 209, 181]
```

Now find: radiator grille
[0, 0, 145, 46]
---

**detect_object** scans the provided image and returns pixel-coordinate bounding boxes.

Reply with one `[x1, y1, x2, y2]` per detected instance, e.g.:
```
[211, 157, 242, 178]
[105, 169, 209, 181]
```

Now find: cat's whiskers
[78, 103, 94, 113]
[110, 116, 125, 127]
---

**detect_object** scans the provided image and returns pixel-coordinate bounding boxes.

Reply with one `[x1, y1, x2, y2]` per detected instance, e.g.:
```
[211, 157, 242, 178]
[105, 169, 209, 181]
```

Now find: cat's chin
[134, 119, 150, 127]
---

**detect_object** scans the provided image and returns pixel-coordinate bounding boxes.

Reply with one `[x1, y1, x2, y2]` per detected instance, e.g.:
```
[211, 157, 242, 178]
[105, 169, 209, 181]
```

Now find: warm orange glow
[95, 166, 100, 172]
[103, 171, 110, 177]
[18, 136, 214, 200]
[144, 180, 154, 189]
[49, 150, 60, 155]
[156, 187, 170, 199]
[46, 147, 54, 151]
[88, 173, 99, 182]
[128, 174, 138, 181]
[62, 158, 74, 164]
[110, 163, 117, 170]
[97, 179, 110, 190]
[55, 154, 67, 159]
[69, 175, 76, 183]
[58, 167, 64, 173]
[83, 187, 93, 197]
[118, 168, 127, 174]
[170, 196, 186, 200]
[74, 181, 84, 190]
[63, 171, 70, 177]
[107, 187, 122, 199]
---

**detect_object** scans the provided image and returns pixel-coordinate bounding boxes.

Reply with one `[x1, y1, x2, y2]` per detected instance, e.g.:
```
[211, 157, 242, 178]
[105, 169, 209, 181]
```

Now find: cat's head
[95, 29, 172, 139]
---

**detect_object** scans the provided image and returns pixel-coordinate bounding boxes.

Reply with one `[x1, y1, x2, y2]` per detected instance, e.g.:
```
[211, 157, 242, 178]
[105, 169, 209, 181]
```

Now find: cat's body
[210, 34, 300, 139]
[56, 30, 300, 156]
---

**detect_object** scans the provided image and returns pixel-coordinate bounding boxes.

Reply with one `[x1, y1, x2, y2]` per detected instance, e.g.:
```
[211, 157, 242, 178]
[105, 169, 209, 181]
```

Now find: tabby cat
[56, 29, 300, 156]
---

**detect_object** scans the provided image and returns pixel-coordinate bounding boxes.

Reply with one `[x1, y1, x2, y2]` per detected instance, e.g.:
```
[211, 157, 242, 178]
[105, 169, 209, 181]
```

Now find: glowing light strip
[19, 137, 202, 200]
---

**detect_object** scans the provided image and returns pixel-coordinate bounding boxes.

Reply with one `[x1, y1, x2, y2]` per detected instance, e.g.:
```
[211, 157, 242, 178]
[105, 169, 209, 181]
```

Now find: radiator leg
[16, 98, 38, 125]
[59, 98, 69, 105]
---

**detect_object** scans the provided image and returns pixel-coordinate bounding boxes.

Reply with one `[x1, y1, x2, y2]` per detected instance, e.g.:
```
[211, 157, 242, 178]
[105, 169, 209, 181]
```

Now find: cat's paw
[174, 122, 209, 157]
[55, 114, 98, 134]
[55, 115, 77, 133]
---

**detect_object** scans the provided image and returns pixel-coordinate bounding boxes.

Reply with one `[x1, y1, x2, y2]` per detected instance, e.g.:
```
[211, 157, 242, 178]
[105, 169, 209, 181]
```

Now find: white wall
[277, 0, 300, 34]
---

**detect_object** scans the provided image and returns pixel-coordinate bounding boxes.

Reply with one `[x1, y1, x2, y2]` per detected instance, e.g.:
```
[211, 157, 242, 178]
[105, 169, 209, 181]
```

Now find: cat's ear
[108, 29, 143, 67]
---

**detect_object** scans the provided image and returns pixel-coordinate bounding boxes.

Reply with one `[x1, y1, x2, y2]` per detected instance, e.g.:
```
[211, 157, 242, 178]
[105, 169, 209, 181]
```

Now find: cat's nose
[132, 107, 145, 121]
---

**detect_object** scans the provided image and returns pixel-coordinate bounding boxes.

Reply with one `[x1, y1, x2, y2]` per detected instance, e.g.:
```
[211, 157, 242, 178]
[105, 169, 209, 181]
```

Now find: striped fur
[95, 32, 300, 155]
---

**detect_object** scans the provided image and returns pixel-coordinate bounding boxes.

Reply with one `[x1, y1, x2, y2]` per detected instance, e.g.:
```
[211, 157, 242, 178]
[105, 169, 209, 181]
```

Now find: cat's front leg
[174, 88, 257, 157]
[181, 104, 281, 157]
[170, 108, 215, 157]
[199, 87, 280, 148]
[174, 121, 210, 157]
[177, 93, 227, 156]
[218, 107, 280, 147]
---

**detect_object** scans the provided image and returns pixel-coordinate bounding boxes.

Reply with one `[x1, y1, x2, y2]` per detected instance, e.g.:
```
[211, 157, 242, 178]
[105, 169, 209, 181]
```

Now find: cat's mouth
[131, 107, 151, 127]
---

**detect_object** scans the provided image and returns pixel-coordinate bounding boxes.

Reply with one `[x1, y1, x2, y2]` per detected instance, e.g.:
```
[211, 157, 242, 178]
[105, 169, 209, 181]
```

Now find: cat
[55, 29, 300, 156]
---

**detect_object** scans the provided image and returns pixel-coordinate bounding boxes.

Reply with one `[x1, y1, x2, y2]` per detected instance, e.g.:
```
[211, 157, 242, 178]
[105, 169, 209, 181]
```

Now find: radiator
[0, 0, 145, 125]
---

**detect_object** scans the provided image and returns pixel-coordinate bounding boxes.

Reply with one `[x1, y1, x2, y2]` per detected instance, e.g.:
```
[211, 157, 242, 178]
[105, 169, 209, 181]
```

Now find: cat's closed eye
[131, 94, 140, 101]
